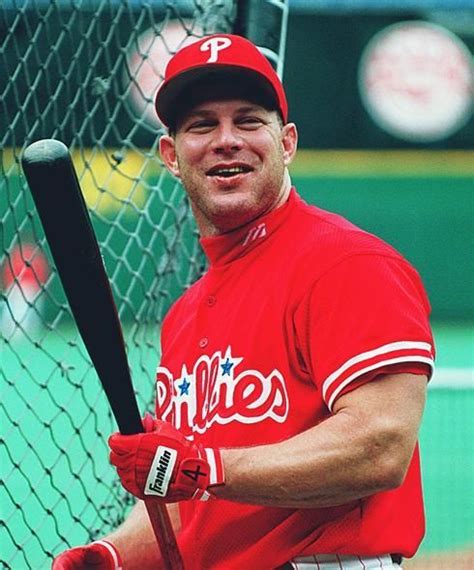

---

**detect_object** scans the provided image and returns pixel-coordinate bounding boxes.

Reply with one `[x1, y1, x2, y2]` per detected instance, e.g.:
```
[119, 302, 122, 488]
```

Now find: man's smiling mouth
[207, 165, 253, 178]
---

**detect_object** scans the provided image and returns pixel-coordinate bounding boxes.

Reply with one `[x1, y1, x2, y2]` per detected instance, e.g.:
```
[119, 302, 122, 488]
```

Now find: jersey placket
[194, 266, 225, 353]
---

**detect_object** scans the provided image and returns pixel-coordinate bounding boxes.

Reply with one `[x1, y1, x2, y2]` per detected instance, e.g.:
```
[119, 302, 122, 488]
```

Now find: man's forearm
[213, 374, 427, 508]
[214, 413, 389, 508]
[105, 501, 180, 569]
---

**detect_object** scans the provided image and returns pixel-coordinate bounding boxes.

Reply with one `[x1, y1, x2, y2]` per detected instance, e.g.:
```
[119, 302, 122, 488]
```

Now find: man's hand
[52, 541, 122, 569]
[108, 415, 224, 502]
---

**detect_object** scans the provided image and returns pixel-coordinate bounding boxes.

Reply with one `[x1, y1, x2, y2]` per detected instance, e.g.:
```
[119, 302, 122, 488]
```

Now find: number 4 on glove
[108, 414, 225, 502]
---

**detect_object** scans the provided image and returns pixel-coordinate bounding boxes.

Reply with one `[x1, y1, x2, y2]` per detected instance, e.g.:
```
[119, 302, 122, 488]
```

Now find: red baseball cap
[154, 34, 288, 128]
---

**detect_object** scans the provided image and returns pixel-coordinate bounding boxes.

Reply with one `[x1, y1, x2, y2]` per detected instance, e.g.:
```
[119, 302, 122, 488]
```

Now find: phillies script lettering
[156, 347, 289, 436]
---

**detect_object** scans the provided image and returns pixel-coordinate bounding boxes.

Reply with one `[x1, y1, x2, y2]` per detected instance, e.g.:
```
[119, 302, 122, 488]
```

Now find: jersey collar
[200, 188, 297, 267]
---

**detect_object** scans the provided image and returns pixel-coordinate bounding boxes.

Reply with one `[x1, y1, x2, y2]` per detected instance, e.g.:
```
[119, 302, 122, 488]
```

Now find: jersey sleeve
[294, 253, 435, 411]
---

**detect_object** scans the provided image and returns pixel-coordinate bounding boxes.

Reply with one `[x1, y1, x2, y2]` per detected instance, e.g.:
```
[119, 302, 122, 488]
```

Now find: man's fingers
[108, 433, 140, 454]
[109, 450, 131, 468]
[142, 412, 156, 433]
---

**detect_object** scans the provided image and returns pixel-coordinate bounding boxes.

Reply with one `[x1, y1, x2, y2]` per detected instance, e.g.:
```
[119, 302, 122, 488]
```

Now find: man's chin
[207, 194, 262, 230]
[216, 191, 260, 210]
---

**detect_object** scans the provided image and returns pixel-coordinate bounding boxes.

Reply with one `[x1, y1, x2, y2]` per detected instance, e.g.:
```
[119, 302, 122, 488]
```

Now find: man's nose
[211, 124, 243, 153]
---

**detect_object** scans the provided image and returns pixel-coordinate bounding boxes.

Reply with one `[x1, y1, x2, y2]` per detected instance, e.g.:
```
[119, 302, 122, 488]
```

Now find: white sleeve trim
[322, 341, 434, 411]
[327, 356, 434, 410]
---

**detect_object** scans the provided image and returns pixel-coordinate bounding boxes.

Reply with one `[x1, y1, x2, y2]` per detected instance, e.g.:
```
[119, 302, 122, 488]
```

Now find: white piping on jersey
[327, 355, 434, 410]
[322, 341, 434, 409]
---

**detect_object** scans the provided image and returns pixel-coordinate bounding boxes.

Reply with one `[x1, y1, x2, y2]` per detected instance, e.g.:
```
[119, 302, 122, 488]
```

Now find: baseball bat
[21, 139, 183, 570]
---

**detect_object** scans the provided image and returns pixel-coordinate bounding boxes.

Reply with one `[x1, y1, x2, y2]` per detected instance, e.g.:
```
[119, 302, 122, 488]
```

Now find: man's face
[159, 98, 297, 236]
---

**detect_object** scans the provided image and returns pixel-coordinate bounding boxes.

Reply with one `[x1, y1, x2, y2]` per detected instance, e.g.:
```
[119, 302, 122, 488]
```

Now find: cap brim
[155, 66, 280, 128]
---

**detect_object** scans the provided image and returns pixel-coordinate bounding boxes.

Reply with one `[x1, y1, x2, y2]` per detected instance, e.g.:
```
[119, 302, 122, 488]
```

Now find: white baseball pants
[283, 554, 402, 569]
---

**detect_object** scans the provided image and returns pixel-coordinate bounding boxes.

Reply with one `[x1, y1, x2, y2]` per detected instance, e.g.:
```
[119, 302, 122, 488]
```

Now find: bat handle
[144, 499, 185, 569]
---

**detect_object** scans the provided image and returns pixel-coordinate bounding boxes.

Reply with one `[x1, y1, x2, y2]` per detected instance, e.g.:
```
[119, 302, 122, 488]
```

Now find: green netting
[0, 1, 288, 567]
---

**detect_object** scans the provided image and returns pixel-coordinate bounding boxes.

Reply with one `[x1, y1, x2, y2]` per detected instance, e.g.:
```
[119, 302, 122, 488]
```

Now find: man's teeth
[213, 167, 247, 176]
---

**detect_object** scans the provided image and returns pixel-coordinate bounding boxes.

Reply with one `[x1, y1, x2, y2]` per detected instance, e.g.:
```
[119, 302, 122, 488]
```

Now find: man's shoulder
[290, 193, 402, 261]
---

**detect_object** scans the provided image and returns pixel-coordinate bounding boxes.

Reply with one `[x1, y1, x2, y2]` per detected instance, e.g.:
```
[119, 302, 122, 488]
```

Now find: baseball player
[53, 34, 434, 569]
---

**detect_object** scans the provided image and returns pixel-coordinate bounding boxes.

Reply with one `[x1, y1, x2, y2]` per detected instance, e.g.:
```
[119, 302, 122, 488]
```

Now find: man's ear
[159, 135, 180, 178]
[281, 123, 298, 167]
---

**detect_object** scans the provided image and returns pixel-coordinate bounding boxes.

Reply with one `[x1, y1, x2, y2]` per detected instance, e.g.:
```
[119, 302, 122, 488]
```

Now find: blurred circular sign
[126, 21, 201, 130]
[359, 21, 473, 142]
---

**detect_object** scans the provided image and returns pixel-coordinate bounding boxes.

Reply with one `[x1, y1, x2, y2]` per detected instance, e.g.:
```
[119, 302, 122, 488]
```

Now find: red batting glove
[52, 540, 122, 569]
[108, 414, 224, 502]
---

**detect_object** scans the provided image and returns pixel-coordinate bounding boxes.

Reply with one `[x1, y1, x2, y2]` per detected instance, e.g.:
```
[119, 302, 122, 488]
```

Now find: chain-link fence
[0, 1, 288, 567]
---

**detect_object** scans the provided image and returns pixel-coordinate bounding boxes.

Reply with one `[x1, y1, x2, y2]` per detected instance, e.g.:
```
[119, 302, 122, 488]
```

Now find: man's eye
[238, 117, 263, 128]
[241, 117, 261, 123]
[188, 120, 215, 131]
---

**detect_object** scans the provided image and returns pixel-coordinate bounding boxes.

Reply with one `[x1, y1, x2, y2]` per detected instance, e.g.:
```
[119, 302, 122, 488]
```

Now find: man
[53, 34, 434, 569]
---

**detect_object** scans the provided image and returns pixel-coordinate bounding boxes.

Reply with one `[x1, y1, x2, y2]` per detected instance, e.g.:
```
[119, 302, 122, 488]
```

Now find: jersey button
[199, 337, 208, 348]
[206, 295, 216, 307]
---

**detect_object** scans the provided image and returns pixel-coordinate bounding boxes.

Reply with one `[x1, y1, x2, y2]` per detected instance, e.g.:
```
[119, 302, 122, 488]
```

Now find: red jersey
[155, 189, 434, 569]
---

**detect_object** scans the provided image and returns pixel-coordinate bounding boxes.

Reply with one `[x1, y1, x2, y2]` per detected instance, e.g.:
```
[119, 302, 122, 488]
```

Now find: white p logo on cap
[200, 37, 232, 63]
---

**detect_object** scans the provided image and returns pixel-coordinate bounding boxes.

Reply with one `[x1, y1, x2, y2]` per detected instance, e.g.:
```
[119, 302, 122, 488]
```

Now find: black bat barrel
[21, 139, 143, 435]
